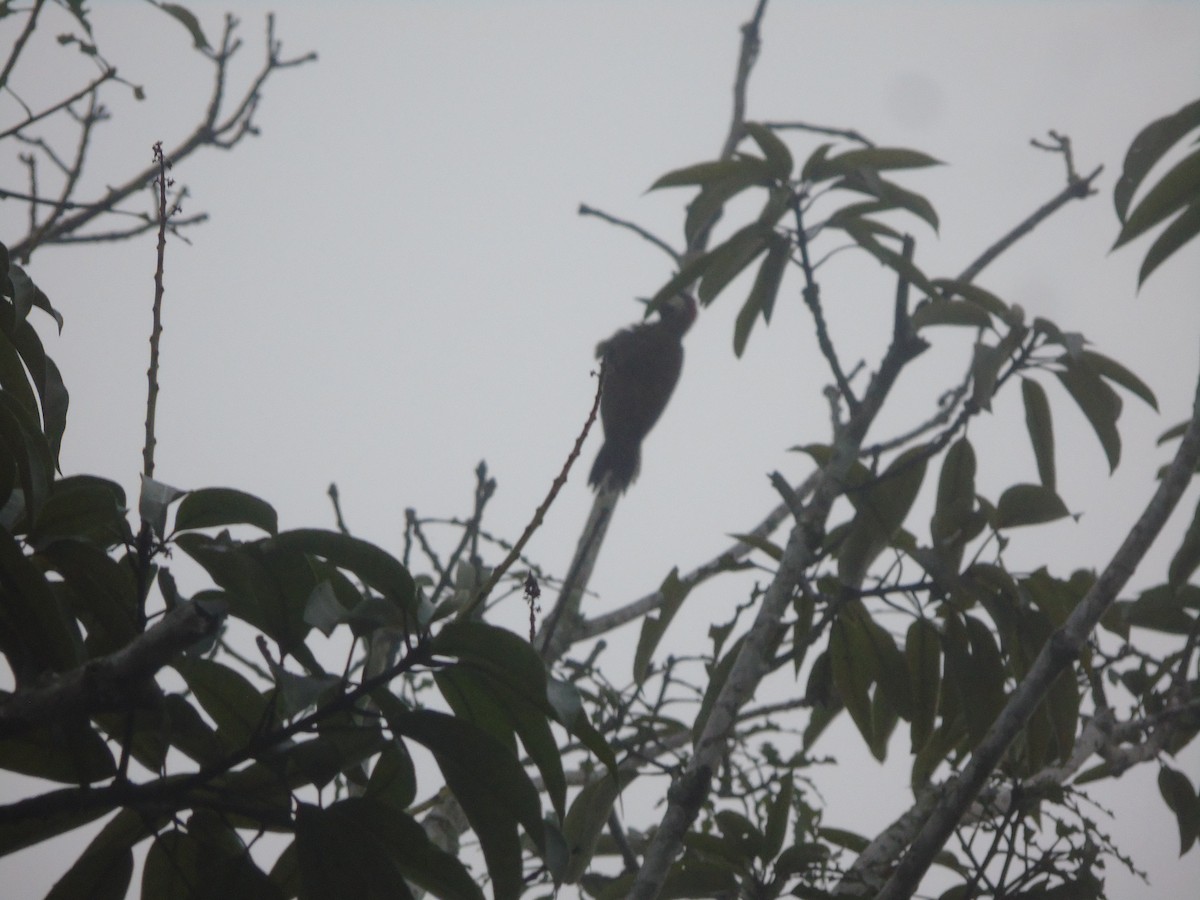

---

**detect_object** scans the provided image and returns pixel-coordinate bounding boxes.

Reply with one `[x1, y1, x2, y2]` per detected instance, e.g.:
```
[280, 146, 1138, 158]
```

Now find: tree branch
[874, 357, 1200, 900]
[0, 599, 224, 736]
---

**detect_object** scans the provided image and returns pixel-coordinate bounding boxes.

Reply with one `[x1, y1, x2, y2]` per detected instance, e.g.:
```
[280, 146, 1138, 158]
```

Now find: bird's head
[656, 292, 698, 335]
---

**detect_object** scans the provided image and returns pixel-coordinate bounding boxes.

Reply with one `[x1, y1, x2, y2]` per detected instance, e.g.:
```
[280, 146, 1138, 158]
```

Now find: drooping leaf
[295, 799, 483, 900]
[0, 526, 83, 680]
[1077, 349, 1158, 410]
[1112, 146, 1200, 249]
[50, 809, 164, 900]
[172, 656, 269, 749]
[931, 438, 977, 551]
[385, 709, 544, 900]
[744, 122, 794, 180]
[838, 446, 928, 584]
[906, 618, 942, 754]
[698, 222, 772, 304]
[634, 567, 693, 685]
[1021, 379, 1056, 490]
[1137, 201, 1200, 286]
[561, 770, 638, 884]
[1157, 766, 1200, 855]
[1114, 97, 1200, 221]
[1055, 358, 1122, 471]
[732, 233, 789, 357]
[830, 613, 876, 749]
[762, 772, 794, 861]
[1169, 495, 1200, 589]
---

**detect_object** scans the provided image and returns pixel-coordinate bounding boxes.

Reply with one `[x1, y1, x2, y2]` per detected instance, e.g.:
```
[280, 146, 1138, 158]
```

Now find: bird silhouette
[589, 293, 697, 492]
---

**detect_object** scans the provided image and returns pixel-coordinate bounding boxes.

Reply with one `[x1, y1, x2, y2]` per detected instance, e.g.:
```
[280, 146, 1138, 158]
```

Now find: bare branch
[578, 203, 680, 262]
[957, 164, 1102, 285]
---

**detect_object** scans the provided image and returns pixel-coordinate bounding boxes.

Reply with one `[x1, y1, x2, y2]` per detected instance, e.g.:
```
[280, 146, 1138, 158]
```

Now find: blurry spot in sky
[886, 71, 944, 130]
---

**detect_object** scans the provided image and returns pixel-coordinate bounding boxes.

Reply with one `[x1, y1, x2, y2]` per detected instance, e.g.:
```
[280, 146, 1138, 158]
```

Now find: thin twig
[0, 0, 46, 92]
[763, 120, 875, 147]
[472, 362, 606, 618]
[957, 165, 1101, 285]
[578, 204, 680, 262]
[0, 67, 116, 141]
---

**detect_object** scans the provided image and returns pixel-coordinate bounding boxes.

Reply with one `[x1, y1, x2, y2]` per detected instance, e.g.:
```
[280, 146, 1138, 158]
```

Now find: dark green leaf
[994, 483, 1070, 529]
[561, 770, 638, 884]
[1021, 379, 1056, 490]
[743, 122, 793, 180]
[39, 539, 137, 654]
[172, 657, 269, 748]
[839, 446, 928, 584]
[30, 476, 130, 550]
[906, 618, 942, 754]
[932, 279, 1009, 319]
[1078, 350, 1157, 410]
[1056, 358, 1122, 471]
[157, 2, 210, 50]
[1114, 97, 1200, 220]
[387, 709, 544, 899]
[60, 811, 163, 900]
[1113, 147, 1200, 248]
[931, 438, 976, 550]
[732, 233, 789, 357]
[1169, 495, 1200, 589]
[138, 475, 185, 539]
[698, 223, 772, 305]
[911, 299, 991, 331]
[763, 772, 793, 861]
[1137, 200, 1200, 286]
[634, 567, 693, 685]
[650, 156, 772, 191]
[265, 529, 417, 619]
[365, 743, 418, 810]
[1122, 583, 1199, 634]
[296, 798, 483, 900]
[0, 526, 82, 679]
[830, 614, 875, 748]
[805, 147, 942, 183]
[0, 720, 115, 783]
[1158, 766, 1199, 855]
[174, 487, 279, 536]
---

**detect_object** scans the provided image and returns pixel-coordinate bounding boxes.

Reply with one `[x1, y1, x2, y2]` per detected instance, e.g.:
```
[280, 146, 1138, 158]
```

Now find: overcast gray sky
[3, 1, 1200, 896]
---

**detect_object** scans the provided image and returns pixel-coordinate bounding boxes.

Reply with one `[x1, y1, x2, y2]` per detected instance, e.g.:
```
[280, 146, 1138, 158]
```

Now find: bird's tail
[588, 440, 639, 492]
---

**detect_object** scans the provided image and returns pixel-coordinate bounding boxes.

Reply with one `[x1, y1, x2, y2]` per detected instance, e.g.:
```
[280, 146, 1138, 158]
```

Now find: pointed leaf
[138, 475, 185, 539]
[698, 223, 771, 305]
[1113, 147, 1200, 248]
[1078, 350, 1157, 410]
[733, 234, 789, 357]
[1115, 97, 1200, 220]
[1055, 359, 1122, 471]
[744, 122, 794, 179]
[1168, 495, 1200, 590]
[1137, 200, 1200, 286]
[634, 567, 693, 685]
[1021, 378, 1056, 490]
[650, 156, 772, 191]
[906, 618, 941, 754]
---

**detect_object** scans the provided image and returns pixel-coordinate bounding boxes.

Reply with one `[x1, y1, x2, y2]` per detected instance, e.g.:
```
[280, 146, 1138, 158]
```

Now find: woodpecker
[588, 293, 697, 492]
